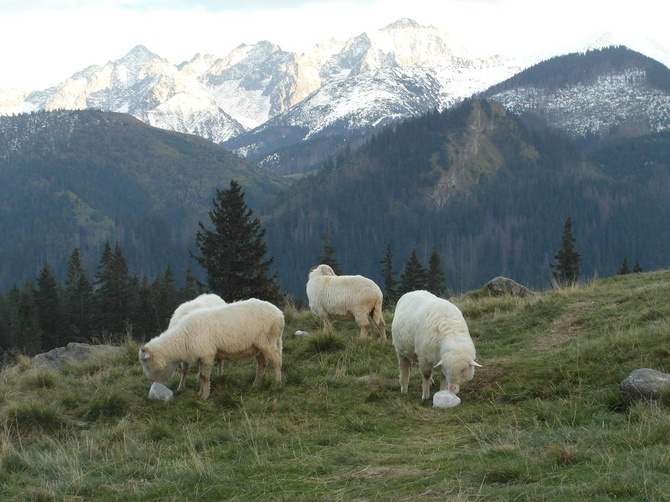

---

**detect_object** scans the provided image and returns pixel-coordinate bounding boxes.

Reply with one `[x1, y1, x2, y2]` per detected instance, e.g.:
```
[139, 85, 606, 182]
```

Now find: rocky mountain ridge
[0, 19, 526, 152]
[1, 20, 669, 176]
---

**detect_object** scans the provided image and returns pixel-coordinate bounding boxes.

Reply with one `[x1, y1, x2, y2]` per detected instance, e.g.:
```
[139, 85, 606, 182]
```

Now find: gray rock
[32, 342, 122, 371]
[620, 368, 670, 402]
[485, 276, 534, 297]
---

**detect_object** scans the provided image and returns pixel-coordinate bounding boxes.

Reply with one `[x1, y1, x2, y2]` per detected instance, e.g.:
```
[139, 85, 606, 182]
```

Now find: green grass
[2, 271, 670, 500]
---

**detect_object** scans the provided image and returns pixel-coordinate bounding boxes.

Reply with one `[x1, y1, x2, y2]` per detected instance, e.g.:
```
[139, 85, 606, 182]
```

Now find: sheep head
[138, 345, 177, 384]
[434, 358, 481, 395]
[309, 264, 337, 279]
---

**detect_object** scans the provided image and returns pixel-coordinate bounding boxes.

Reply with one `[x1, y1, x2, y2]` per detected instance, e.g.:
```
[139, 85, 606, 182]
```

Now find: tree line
[0, 242, 202, 361]
[0, 180, 642, 361]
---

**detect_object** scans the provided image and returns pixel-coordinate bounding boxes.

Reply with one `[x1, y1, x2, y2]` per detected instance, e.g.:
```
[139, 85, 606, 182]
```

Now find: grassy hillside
[1, 270, 669, 500]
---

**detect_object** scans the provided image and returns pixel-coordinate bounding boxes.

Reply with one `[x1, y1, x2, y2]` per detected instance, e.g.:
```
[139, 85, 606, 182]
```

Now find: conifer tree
[63, 247, 94, 342]
[34, 261, 64, 350]
[16, 282, 42, 355]
[154, 265, 178, 330]
[398, 247, 428, 297]
[0, 285, 20, 352]
[180, 265, 199, 302]
[426, 247, 446, 297]
[551, 217, 581, 286]
[133, 275, 159, 340]
[618, 257, 630, 275]
[317, 229, 342, 274]
[632, 262, 643, 273]
[193, 180, 281, 304]
[380, 243, 398, 308]
[95, 241, 133, 334]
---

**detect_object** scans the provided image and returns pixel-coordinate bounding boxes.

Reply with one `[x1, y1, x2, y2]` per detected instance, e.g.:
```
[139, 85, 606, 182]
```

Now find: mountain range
[5, 19, 669, 176]
[1, 20, 670, 298]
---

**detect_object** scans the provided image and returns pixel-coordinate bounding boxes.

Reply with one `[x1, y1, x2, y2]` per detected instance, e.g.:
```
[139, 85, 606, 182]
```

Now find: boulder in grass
[432, 390, 461, 408]
[32, 342, 122, 371]
[485, 276, 535, 298]
[620, 368, 670, 402]
[149, 382, 174, 401]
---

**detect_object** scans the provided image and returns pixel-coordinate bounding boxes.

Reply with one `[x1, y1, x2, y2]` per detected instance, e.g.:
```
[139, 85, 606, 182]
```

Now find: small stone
[149, 382, 174, 401]
[432, 390, 461, 408]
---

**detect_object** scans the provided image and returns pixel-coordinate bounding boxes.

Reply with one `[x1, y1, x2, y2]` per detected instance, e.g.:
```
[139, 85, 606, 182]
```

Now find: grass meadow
[1, 270, 670, 501]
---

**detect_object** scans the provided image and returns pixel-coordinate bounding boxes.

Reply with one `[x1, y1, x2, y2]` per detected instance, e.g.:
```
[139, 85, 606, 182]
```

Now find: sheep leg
[374, 315, 386, 341]
[321, 314, 334, 332]
[253, 352, 267, 385]
[421, 363, 433, 401]
[265, 350, 282, 383]
[198, 359, 214, 399]
[372, 304, 386, 341]
[398, 356, 411, 393]
[216, 357, 225, 377]
[353, 312, 371, 338]
[177, 362, 189, 392]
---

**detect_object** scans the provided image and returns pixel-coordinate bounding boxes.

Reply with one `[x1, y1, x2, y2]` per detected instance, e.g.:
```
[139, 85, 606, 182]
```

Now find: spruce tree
[398, 248, 428, 297]
[426, 247, 446, 297]
[16, 282, 42, 355]
[180, 266, 199, 303]
[34, 261, 64, 350]
[317, 229, 341, 274]
[633, 262, 643, 273]
[133, 275, 160, 340]
[551, 217, 581, 286]
[94, 241, 133, 334]
[618, 257, 630, 275]
[193, 180, 281, 304]
[63, 247, 94, 342]
[154, 265, 178, 330]
[380, 243, 398, 308]
[0, 285, 20, 352]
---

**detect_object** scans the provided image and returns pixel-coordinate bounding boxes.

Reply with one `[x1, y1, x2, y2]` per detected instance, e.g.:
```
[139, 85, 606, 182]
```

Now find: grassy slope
[1, 271, 670, 501]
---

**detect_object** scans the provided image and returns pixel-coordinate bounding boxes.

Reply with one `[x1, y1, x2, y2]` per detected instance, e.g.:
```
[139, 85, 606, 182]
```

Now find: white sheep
[391, 290, 481, 400]
[306, 264, 386, 340]
[139, 298, 284, 399]
[168, 293, 227, 327]
[168, 293, 227, 391]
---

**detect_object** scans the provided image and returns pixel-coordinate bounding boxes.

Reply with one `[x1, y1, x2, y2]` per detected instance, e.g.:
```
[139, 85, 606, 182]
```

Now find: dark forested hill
[0, 110, 288, 289]
[3, 103, 670, 301]
[261, 99, 670, 299]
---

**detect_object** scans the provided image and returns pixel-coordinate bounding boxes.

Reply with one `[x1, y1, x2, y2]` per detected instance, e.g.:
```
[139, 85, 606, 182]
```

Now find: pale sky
[1, 0, 668, 90]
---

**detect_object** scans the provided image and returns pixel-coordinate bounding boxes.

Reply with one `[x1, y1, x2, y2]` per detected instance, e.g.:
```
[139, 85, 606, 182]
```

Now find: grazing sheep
[306, 264, 386, 340]
[391, 290, 481, 401]
[168, 293, 227, 327]
[139, 298, 284, 399]
[168, 293, 227, 391]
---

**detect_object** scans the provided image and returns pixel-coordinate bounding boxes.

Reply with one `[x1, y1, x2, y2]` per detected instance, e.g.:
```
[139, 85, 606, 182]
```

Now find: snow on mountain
[1, 46, 245, 143]
[487, 68, 670, 137]
[1, 18, 669, 171]
[0, 19, 518, 146]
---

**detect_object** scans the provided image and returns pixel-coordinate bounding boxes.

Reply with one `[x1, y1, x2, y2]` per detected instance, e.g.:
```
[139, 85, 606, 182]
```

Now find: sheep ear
[470, 360, 482, 368]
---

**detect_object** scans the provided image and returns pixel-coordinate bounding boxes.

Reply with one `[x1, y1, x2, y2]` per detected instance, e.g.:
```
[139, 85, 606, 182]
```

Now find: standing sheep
[169, 293, 227, 327]
[391, 290, 481, 401]
[168, 293, 227, 391]
[306, 264, 386, 340]
[139, 298, 284, 399]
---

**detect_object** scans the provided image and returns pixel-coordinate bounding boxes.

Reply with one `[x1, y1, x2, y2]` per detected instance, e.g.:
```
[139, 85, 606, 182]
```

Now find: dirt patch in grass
[537, 301, 597, 349]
